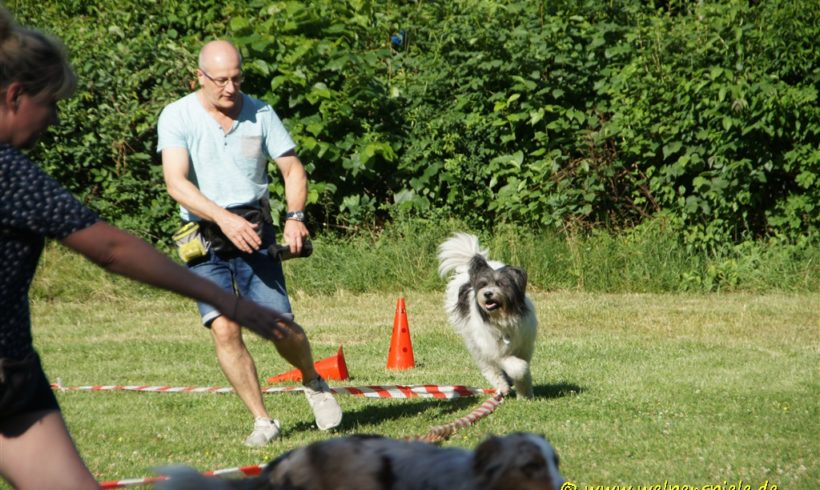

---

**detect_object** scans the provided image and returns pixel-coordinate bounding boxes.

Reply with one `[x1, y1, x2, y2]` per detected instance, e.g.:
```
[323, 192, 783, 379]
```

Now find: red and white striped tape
[334, 384, 495, 399]
[100, 463, 266, 489]
[51, 382, 495, 399]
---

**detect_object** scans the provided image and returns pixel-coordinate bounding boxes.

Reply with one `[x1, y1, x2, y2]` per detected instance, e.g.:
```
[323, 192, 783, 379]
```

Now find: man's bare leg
[209, 315, 269, 419]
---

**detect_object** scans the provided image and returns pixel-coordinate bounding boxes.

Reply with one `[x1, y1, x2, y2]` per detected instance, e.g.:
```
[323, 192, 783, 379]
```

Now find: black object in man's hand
[268, 240, 313, 261]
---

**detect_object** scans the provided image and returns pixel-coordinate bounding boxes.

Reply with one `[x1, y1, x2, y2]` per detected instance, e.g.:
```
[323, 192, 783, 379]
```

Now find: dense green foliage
[12, 0, 819, 249]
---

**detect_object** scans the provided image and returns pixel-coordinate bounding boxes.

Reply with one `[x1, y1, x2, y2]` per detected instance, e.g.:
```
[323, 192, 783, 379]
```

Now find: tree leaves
[18, 0, 818, 245]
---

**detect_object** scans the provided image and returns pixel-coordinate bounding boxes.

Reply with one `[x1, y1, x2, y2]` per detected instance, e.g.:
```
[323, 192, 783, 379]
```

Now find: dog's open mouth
[483, 300, 501, 311]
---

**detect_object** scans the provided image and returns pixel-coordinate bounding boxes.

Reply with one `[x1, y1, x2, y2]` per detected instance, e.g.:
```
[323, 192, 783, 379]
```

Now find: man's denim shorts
[188, 223, 293, 326]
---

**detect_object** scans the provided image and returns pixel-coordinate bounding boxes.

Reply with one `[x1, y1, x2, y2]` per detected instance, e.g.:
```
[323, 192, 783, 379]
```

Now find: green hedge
[14, 0, 819, 249]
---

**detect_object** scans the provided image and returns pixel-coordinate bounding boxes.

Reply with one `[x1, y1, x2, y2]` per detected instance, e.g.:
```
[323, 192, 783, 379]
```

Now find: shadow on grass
[286, 382, 582, 434]
[286, 396, 487, 434]
[533, 382, 583, 400]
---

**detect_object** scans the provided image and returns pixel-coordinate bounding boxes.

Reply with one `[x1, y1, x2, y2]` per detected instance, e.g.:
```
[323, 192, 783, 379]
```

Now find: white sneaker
[303, 376, 342, 430]
[244, 417, 280, 447]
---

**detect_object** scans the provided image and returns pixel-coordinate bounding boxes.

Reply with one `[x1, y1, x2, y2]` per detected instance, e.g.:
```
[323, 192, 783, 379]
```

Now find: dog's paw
[499, 357, 530, 381]
[495, 384, 512, 396]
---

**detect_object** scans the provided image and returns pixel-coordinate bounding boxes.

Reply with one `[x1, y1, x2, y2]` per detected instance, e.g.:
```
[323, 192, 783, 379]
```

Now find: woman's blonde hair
[0, 6, 76, 101]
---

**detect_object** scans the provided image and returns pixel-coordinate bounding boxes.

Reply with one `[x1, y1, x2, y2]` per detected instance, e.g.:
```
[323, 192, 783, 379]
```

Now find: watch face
[288, 211, 305, 221]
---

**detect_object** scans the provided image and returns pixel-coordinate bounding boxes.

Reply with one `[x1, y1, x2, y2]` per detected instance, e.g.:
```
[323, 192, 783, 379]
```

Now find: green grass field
[19, 288, 818, 489]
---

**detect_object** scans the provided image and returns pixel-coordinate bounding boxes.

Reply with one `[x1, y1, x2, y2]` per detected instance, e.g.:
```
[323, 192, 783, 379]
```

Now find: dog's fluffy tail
[154, 466, 253, 490]
[437, 232, 489, 278]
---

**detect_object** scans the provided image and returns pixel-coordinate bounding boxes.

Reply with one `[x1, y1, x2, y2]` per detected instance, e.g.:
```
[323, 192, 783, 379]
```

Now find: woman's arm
[60, 221, 293, 341]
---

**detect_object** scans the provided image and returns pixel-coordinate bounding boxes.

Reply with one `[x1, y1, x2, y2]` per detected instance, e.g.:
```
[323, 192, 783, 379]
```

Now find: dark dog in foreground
[156, 432, 564, 490]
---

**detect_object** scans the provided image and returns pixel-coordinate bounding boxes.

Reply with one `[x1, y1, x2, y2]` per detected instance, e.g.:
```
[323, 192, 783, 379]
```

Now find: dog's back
[156, 433, 564, 490]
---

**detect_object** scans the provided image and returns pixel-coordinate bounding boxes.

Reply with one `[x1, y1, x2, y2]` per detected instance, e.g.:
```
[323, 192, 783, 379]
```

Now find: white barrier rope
[51, 381, 496, 399]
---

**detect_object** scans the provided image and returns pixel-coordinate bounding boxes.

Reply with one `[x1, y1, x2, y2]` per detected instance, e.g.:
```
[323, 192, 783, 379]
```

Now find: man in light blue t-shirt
[157, 40, 341, 446]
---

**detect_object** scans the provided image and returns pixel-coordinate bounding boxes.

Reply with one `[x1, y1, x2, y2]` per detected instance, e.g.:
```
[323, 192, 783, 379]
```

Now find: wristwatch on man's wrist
[286, 210, 306, 222]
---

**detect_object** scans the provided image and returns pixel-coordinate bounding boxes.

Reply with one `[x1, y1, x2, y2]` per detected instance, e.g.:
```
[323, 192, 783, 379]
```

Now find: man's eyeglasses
[200, 69, 244, 88]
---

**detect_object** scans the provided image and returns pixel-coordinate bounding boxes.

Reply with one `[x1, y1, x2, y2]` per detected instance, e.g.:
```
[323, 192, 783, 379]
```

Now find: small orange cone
[267, 346, 350, 383]
[387, 297, 415, 370]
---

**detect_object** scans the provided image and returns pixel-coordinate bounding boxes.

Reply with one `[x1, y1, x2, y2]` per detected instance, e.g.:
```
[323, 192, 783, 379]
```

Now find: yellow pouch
[172, 222, 208, 263]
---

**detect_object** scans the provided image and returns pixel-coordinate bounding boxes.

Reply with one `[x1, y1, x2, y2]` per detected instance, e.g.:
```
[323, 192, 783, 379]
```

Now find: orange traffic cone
[267, 346, 350, 383]
[387, 297, 415, 370]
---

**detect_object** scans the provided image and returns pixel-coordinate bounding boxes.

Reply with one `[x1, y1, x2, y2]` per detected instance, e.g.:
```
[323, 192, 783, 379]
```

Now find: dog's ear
[506, 434, 565, 490]
[516, 439, 549, 478]
[469, 255, 492, 275]
[473, 435, 504, 481]
[505, 266, 528, 292]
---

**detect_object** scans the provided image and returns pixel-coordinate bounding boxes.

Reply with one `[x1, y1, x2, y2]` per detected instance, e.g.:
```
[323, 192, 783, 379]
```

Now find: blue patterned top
[0, 144, 97, 358]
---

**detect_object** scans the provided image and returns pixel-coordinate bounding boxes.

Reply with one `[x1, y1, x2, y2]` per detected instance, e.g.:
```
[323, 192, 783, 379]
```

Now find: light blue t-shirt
[156, 92, 295, 221]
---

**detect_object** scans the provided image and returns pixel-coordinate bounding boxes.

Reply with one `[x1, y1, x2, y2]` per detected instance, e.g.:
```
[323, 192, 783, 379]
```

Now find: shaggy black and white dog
[437, 232, 537, 399]
[156, 432, 564, 490]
